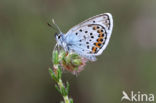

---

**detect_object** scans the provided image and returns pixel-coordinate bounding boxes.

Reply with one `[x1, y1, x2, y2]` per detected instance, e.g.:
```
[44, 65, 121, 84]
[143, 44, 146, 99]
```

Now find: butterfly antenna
[47, 22, 58, 32]
[52, 19, 62, 33]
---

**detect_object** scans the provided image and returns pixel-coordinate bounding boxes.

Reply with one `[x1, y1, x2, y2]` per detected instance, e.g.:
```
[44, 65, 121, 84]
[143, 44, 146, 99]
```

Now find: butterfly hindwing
[64, 13, 113, 60]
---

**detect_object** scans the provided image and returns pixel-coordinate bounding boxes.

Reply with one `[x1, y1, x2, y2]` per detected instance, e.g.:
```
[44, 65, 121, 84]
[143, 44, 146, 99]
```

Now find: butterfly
[52, 13, 113, 61]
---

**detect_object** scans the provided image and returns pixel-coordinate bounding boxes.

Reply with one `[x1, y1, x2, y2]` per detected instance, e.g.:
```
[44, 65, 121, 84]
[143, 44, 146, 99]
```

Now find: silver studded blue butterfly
[54, 13, 113, 61]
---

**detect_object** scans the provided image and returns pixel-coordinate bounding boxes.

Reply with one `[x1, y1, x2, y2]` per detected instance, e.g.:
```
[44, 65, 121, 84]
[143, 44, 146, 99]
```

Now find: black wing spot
[98, 34, 104, 37]
[90, 33, 93, 35]
[86, 42, 89, 44]
[98, 43, 101, 46]
[79, 40, 82, 42]
[76, 33, 78, 35]
[97, 38, 103, 42]
[89, 39, 92, 41]
[91, 36, 94, 38]
[93, 21, 95, 23]
[87, 45, 89, 49]
[80, 29, 82, 32]
[85, 31, 88, 33]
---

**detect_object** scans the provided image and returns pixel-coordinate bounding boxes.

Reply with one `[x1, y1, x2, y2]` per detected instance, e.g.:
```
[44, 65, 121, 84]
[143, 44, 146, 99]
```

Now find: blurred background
[0, 0, 156, 103]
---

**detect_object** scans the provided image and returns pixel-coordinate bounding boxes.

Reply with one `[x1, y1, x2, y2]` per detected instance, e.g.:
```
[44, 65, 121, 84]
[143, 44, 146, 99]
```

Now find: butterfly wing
[65, 13, 113, 60]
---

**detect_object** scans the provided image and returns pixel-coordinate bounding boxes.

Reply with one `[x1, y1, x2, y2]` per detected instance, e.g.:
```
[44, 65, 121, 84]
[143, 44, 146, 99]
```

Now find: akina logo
[121, 91, 154, 102]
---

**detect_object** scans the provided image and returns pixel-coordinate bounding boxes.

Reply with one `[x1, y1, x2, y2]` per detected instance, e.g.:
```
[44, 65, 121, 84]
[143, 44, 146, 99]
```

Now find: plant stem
[64, 96, 70, 103]
[58, 79, 70, 103]
[49, 50, 73, 103]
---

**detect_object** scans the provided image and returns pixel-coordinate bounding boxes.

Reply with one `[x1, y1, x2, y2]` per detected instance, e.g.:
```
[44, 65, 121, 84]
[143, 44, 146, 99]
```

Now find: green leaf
[70, 53, 79, 59]
[55, 84, 61, 93]
[72, 59, 81, 66]
[49, 68, 57, 82]
[57, 67, 62, 80]
[65, 81, 70, 95]
[53, 50, 59, 64]
[64, 55, 71, 64]
[59, 50, 66, 61]
[69, 98, 73, 103]
[49, 67, 53, 73]
[60, 86, 66, 96]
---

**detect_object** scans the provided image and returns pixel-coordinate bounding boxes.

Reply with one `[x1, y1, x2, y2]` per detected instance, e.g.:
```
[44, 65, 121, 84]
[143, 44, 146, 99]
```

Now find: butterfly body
[55, 13, 113, 61]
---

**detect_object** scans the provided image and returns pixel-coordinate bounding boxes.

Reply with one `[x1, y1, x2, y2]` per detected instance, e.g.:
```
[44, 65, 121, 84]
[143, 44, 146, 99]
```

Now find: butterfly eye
[58, 35, 61, 39]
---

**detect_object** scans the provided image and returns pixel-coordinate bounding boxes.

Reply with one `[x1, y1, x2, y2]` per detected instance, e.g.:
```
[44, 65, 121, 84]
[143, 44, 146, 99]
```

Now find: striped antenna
[52, 19, 62, 33]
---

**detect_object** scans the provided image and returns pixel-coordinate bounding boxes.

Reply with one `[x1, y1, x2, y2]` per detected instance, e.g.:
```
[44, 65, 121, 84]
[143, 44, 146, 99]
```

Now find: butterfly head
[55, 33, 65, 46]
[48, 19, 66, 47]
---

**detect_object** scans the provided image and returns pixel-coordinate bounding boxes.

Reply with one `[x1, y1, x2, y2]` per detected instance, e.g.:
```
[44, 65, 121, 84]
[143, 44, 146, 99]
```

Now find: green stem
[58, 79, 70, 103]
[57, 79, 70, 103]
[50, 50, 73, 103]
[64, 96, 70, 103]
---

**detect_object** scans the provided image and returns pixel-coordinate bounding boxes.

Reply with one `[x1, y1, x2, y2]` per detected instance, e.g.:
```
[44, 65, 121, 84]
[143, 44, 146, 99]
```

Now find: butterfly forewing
[66, 13, 113, 34]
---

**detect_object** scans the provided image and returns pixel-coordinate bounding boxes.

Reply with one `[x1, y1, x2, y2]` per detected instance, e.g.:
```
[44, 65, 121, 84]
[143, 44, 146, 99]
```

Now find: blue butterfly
[53, 13, 113, 61]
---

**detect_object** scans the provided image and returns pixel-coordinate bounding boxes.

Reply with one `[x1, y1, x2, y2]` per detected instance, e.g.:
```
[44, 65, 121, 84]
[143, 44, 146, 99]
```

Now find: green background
[0, 0, 156, 103]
